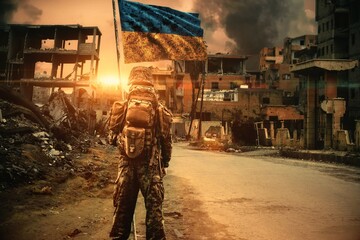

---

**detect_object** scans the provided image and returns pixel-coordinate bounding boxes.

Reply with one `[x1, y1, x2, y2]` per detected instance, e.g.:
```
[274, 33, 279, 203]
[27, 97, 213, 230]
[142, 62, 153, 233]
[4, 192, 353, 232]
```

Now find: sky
[2, 0, 316, 85]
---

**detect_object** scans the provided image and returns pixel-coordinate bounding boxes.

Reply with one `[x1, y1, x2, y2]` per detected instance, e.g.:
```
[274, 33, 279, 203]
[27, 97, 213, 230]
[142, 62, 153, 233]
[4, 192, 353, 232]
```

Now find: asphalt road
[168, 142, 360, 240]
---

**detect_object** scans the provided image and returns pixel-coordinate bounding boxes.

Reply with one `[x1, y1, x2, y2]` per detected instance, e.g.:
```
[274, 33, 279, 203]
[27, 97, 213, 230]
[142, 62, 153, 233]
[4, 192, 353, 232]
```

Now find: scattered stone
[164, 211, 183, 218]
[173, 229, 184, 238]
[67, 228, 82, 238]
[32, 131, 50, 138]
[31, 186, 52, 195]
[49, 149, 61, 156]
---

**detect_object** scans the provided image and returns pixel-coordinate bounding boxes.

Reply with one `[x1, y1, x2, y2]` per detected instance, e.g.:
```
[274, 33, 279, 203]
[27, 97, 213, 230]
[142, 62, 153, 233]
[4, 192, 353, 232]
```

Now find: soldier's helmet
[128, 66, 154, 87]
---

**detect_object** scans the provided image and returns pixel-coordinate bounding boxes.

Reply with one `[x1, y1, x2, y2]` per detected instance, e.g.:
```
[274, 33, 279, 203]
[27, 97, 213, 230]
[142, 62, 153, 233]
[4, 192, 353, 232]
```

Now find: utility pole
[197, 61, 206, 140]
[187, 61, 201, 139]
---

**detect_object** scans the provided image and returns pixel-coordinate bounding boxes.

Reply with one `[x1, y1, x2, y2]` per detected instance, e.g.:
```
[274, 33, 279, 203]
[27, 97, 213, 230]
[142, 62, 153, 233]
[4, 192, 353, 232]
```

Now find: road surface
[168, 143, 360, 240]
[1, 142, 359, 240]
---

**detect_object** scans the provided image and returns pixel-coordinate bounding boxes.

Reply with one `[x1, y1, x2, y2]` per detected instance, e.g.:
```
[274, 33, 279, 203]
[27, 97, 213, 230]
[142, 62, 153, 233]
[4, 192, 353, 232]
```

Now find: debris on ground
[0, 86, 103, 190]
[188, 137, 257, 153]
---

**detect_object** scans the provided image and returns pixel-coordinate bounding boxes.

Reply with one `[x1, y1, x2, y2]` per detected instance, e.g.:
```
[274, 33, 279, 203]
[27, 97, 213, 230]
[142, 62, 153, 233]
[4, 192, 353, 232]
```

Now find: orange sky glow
[9, 0, 315, 88]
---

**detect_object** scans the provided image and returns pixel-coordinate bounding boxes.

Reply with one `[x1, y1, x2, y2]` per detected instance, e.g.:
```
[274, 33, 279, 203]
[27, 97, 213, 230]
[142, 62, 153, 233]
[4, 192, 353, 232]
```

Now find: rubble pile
[189, 138, 233, 151]
[0, 87, 98, 190]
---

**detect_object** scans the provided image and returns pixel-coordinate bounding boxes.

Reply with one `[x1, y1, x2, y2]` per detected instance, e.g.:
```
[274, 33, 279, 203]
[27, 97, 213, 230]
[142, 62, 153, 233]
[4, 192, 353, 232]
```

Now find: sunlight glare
[100, 75, 120, 87]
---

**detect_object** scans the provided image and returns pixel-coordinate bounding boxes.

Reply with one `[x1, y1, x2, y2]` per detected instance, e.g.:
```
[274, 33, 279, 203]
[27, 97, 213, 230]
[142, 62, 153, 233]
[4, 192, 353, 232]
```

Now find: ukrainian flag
[119, 0, 207, 63]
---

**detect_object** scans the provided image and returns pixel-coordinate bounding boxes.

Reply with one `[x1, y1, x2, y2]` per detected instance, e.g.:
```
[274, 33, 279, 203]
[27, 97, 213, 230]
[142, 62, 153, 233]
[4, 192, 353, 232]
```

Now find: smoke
[0, 0, 19, 24]
[0, 0, 42, 24]
[193, 0, 316, 55]
[22, 2, 42, 23]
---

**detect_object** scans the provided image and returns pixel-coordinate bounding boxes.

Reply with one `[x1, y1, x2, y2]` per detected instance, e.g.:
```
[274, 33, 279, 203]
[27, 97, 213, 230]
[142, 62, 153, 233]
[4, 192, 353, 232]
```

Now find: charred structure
[0, 24, 101, 106]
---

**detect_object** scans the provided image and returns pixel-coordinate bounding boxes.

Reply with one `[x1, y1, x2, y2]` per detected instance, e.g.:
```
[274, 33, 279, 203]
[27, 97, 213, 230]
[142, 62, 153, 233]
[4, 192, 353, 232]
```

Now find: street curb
[279, 150, 360, 167]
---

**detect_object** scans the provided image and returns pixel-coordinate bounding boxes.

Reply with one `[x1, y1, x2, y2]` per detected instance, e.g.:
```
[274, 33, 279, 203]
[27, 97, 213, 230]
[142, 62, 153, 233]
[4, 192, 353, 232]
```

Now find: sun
[99, 75, 120, 87]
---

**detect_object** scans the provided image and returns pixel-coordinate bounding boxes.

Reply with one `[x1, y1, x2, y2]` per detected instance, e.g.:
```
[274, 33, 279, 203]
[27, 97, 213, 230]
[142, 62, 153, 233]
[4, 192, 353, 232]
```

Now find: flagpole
[112, 0, 124, 100]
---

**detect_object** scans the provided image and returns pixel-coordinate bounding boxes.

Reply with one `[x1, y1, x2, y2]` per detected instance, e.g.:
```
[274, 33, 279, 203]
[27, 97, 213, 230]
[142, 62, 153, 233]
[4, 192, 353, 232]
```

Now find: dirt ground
[0, 142, 232, 240]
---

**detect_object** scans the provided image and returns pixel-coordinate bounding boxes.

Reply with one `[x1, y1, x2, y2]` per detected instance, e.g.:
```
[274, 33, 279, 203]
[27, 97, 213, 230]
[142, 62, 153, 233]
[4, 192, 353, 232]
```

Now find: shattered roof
[290, 59, 359, 74]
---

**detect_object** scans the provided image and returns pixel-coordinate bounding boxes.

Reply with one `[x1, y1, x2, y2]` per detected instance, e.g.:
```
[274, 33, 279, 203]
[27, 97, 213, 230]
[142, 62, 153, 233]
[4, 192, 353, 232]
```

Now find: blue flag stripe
[119, 0, 203, 37]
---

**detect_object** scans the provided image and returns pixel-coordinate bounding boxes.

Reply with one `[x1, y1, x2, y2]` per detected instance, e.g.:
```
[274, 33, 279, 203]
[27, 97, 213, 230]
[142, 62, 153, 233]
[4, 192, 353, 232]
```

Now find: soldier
[108, 66, 172, 240]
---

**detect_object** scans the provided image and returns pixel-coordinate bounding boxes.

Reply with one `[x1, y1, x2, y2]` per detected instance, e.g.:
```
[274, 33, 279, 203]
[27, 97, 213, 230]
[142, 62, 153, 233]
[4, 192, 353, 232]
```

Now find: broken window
[195, 112, 211, 121]
[224, 92, 231, 101]
[262, 97, 270, 104]
[282, 74, 291, 80]
[230, 82, 239, 89]
[335, 12, 348, 29]
[208, 58, 222, 74]
[35, 62, 51, 79]
[350, 1, 360, 23]
[350, 88, 355, 99]
[63, 40, 78, 50]
[269, 116, 278, 121]
[351, 33, 356, 46]
[41, 39, 54, 50]
[211, 82, 219, 90]
[223, 58, 242, 74]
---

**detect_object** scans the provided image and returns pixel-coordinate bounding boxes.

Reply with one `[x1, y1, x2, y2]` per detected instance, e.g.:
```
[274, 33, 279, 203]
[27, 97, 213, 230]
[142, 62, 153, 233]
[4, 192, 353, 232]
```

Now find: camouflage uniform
[109, 150, 170, 239]
[109, 66, 172, 240]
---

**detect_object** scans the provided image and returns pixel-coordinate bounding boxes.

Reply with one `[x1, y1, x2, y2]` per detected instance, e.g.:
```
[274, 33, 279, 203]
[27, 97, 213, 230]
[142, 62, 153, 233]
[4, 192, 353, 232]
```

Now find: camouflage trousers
[109, 154, 166, 240]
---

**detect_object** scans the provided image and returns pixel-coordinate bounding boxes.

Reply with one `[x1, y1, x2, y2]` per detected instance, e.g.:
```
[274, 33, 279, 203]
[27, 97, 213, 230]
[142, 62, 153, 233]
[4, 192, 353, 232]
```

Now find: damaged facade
[288, 0, 360, 150]
[162, 0, 360, 151]
[166, 54, 289, 145]
[1, 1, 360, 161]
[0, 24, 108, 188]
[0, 24, 122, 134]
[0, 24, 101, 107]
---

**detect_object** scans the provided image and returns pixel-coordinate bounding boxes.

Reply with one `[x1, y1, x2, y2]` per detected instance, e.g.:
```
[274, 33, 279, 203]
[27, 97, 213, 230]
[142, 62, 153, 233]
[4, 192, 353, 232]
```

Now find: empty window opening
[64, 40, 78, 50]
[211, 82, 219, 90]
[230, 82, 239, 89]
[351, 33, 356, 46]
[223, 58, 242, 74]
[34, 62, 52, 78]
[41, 39, 54, 50]
[262, 97, 270, 104]
[208, 58, 222, 74]
[282, 74, 291, 80]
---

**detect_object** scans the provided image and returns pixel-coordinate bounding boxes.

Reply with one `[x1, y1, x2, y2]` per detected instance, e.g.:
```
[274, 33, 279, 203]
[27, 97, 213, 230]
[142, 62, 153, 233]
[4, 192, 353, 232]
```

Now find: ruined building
[290, 0, 360, 150]
[259, 47, 284, 72]
[283, 35, 317, 65]
[0, 24, 101, 107]
[171, 54, 287, 143]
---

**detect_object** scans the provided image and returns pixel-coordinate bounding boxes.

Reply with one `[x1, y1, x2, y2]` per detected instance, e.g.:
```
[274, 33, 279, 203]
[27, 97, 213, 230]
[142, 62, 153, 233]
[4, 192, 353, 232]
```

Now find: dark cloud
[0, 0, 42, 24]
[193, 0, 316, 55]
[22, 2, 42, 23]
[0, 0, 19, 24]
